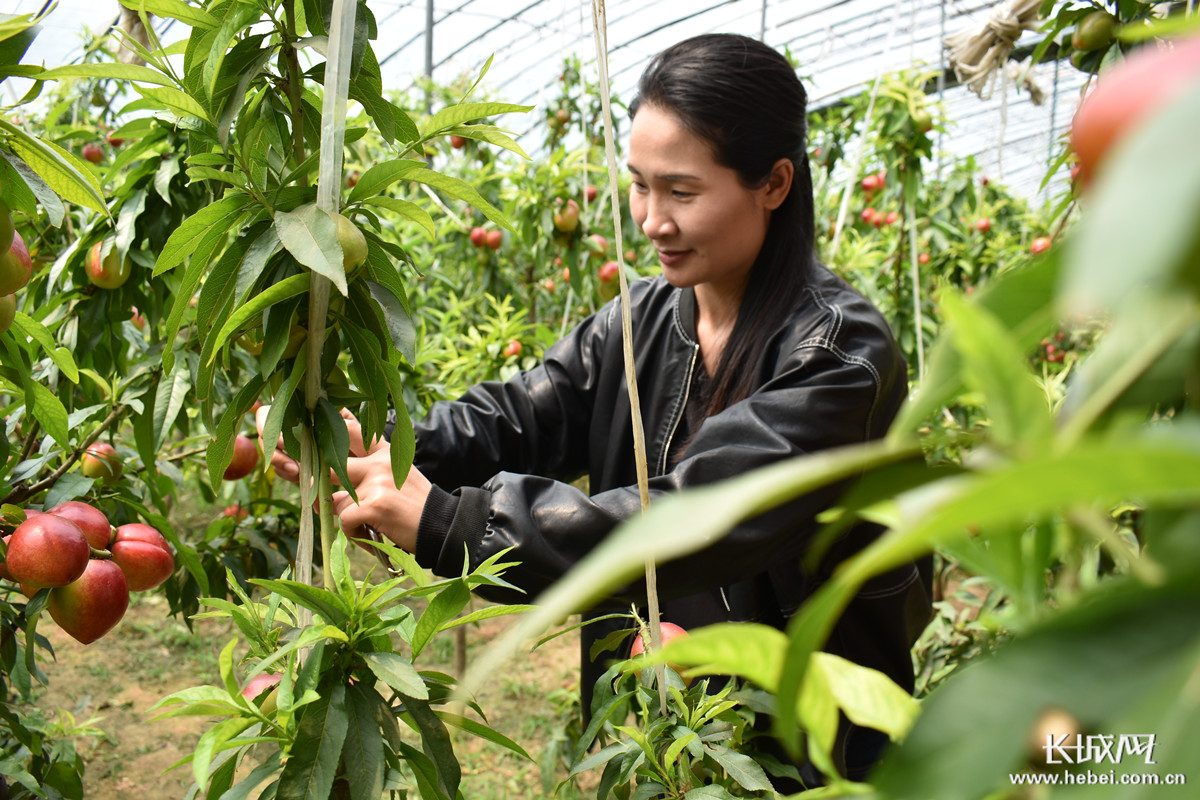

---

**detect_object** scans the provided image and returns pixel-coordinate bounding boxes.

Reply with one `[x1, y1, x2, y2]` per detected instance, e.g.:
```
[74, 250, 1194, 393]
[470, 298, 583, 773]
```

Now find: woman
[266, 33, 930, 783]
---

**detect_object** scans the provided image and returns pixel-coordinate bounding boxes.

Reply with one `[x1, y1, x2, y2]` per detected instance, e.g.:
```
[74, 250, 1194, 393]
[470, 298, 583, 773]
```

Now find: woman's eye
[672, 190, 693, 199]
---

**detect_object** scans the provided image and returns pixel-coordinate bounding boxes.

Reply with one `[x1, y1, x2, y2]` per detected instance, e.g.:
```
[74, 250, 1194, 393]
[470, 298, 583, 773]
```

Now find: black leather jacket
[406, 264, 931, 776]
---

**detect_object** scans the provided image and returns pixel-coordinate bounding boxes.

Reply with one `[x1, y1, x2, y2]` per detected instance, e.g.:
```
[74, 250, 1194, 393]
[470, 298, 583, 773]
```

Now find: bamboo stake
[590, 0, 667, 715]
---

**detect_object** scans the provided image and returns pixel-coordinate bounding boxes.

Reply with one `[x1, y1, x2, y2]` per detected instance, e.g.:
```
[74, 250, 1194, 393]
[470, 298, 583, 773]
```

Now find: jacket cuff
[415, 485, 491, 576]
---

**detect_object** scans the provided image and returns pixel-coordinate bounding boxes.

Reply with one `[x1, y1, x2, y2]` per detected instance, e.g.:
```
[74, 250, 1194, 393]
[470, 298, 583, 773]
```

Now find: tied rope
[945, 0, 1043, 99]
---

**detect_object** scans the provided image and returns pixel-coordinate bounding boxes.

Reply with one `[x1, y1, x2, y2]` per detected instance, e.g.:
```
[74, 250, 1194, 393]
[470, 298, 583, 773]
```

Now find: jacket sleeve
[410, 288, 617, 492]
[417, 305, 907, 607]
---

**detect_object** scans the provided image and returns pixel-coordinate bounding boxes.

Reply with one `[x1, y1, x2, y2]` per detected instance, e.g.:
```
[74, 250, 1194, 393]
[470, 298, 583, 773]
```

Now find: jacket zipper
[658, 342, 699, 476]
[659, 342, 732, 614]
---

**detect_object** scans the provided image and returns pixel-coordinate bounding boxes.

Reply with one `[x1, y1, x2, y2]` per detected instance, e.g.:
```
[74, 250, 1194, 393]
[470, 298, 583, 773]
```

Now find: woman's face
[627, 104, 778, 297]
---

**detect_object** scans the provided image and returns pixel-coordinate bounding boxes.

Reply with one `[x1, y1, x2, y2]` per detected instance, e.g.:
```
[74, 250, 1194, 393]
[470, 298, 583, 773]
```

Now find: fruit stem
[89, 547, 113, 560]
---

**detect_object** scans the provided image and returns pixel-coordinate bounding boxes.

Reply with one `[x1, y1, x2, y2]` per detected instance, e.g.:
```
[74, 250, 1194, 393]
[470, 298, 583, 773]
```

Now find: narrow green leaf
[396, 166, 511, 230]
[132, 84, 211, 122]
[25, 379, 68, 447]
[152, 362, 191, 450]
[365, 280, 416, 365]
[154, 191, 252, 276]
[0, 118, 107, 214]
[345, 158, 425, 204]
[192, 716, 254, 790]
[362, 652, 428, 699]
[38, 61, 175, 86]
[218, 637, 240, 699]
[342, 683, 386, 800]
[251, 579, 350, 626]
[121, 0, 220, 29]
[446, 124, 531, 161]
[440, 603, 535, 630]
[0, 150, 65, 226]
[211, 272, 310, 360]
[11, 312, 78, 383]
[206, 373, 265, 486]
[418, 102, 532, 137]
[277, 684, 348, 800]
[941, 290, 1051, 448]
[314, 397, 353, 501]
[437, 711, 533, 760]
[362, 195, 434, 237]
[411, 579, 470, 658]
[400, 694, 460, 799]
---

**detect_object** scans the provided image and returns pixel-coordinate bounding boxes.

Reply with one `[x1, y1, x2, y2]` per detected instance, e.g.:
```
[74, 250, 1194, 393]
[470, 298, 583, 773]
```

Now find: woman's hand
[255, 405, 430, 552]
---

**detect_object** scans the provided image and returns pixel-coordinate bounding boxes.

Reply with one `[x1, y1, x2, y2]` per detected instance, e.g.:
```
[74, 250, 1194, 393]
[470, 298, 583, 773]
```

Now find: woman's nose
[640, 198, 676, 239]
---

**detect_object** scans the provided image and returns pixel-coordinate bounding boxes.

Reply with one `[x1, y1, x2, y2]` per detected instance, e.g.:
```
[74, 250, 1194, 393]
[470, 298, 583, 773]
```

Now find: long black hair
[630, 33, 815, 416]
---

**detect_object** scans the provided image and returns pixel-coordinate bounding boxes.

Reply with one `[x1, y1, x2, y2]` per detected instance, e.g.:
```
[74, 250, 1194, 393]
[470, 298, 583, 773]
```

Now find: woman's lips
[657, 249, 689, 266]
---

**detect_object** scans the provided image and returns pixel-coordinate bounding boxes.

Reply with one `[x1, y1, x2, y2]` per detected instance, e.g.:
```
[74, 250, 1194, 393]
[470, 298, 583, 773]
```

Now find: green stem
[318, 470, 335, 591]
[282, 0, 307, 175]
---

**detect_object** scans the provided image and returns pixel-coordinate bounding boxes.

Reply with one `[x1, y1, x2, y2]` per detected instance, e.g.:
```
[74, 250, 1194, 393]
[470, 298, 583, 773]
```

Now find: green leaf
[24, 379, 69, 447]
[365, 280, 416, 365]
[345, 158, 426, 204]
[154, 191, 252, 276]
[205, 374, 265, 486]
[437, 711, 533, 760]
[643, 623, 786, 692]
[342, 683, 386, 800]
[121, 0, 220, 29]
[400, 693, 460, 799]
[703, 744, 774, 793]
[361, 651, 428, 699]
[277, 683, 348, 800]
[440, 603, 535, 630]
[152, 362, 191, 450]
[410, 579, 470, 658]
[252, 579, 350, 626]
[274, 204, 347, 295]
[664, 731, 698, 769]
[362, 195, 434, 237]
[192, 716, 254, 790]
[940, 290, 1052, 448]
[446, 124, 531, 161]
[132, 84, 212, 122]
[211, 272, 310, 360]
[314, 397, 353, 501]
[234, 225, 282, 305]
[37, 61, 175, 86]
[0, 118, 107, 214]
[396, 165, 511, 230]
[0, 150, 65, 226]
[419, 102, 532, 137]
[811, 651, 918, 740]
[11, 312, 78, 383]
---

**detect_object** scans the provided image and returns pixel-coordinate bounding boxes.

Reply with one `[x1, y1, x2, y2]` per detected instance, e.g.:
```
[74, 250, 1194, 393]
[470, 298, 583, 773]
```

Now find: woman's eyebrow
[627, 163, 701, 182]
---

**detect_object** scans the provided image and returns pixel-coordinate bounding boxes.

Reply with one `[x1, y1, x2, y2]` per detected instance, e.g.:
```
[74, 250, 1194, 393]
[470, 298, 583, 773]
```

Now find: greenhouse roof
[14, 0, 1084, 199]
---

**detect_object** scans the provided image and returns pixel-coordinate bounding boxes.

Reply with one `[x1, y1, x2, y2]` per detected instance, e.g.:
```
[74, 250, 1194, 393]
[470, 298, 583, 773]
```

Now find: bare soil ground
[26, 576, 588, 799]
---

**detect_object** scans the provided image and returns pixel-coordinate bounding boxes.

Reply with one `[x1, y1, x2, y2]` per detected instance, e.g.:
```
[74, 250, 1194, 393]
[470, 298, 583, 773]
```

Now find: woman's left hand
[329, 411, 431, 553]
[256, 405, 430, 552]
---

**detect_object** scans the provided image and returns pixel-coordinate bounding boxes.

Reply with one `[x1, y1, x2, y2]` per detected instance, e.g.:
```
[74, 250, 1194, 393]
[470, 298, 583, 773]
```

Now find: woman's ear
[761, 157, 794, 211]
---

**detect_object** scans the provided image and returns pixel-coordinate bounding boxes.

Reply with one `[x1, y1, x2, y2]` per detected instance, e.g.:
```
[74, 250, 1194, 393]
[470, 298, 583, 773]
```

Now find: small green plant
[153, 535, 535, 799]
